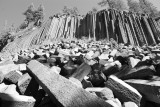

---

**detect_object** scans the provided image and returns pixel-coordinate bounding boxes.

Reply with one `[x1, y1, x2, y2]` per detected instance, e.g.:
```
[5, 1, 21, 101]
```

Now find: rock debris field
[0, 39, 160, 107]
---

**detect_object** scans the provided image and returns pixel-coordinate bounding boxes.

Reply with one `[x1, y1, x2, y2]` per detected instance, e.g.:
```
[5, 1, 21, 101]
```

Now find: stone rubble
[0, 39, 160, 107]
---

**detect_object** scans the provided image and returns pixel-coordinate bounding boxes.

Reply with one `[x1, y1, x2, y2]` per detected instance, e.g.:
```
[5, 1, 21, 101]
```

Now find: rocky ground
[0, 39, 160, 107]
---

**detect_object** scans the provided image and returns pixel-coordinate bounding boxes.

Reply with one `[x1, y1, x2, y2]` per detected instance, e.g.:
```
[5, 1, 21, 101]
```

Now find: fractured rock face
[71, 62, 92, 82]
[125, 78, 160, 104]
[5, 70, 22, 84]
[114, 65, 156, 80]
[105, 75, 142, 106]
[27, 60, 113, 107]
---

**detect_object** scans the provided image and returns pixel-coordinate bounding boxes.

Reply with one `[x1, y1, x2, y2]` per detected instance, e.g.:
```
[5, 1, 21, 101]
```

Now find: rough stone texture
[17, 73, 32, 94]
[5, 70, 22, 84]
[0, 64, 20, 83]
[125, 78, 160, 104]
[71, 62, 92, 82]
[129, 57, 140, 68]
[105, 75, 142, 106]
[63, 59, 77, 76]
[27, 60, 113, 107]
[114, 65, 155, 80]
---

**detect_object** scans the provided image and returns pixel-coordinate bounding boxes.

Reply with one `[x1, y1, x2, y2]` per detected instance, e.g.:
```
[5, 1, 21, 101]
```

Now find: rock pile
[0, 39, 160, 107]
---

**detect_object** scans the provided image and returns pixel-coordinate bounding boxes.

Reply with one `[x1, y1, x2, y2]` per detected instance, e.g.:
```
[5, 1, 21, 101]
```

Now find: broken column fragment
[27, 60, 113, 107]
[105, 75, 142, 106]
[5, 70, 22, 84]
[71, 62, 92, 82]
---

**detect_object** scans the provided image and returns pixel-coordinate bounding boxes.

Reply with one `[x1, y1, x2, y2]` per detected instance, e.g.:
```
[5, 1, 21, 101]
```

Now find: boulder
[114, 65, 156, 80]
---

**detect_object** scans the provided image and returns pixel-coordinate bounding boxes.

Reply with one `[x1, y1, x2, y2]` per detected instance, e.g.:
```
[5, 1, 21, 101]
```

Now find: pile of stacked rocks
[0, 39, 160, 107]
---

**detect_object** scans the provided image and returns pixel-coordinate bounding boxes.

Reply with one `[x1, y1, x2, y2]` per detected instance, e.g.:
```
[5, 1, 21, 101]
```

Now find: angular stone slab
[82, 79, 93, 89]
[125, 78, 160, 104]
[5, 70, 22, 84]
[105, 75, 142, 106]
[102, 63, 119, 77]
[114, 65, 155, 80]
[85, 87, 114, 100]
[18, 73, 32, 94]
[27, 60, 112, 107]
[50, 66, 61, 74]
[69, 77, 82, 88]
[0, 64, 22, 83]
[71, 62, 92, 82]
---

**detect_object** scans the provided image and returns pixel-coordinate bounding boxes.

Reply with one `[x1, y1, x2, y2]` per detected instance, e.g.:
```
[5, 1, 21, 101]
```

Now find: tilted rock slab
[17, 73, 32, 94]
[114, 65, 156, 80]
[27, 60, 113, 107]
[105, 75, 142, 106]
[71, 62, 92, 82]
[125, 77, 160, 104]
